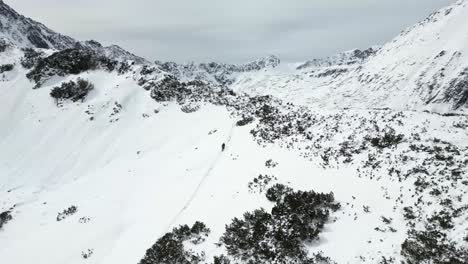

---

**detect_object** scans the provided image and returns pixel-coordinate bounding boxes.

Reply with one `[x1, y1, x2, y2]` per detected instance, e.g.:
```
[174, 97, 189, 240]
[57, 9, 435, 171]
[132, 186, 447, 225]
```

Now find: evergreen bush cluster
[265, 159, 279, 168]
[401, 229, 468, 264]
[20, 48, 44, 69]
[368, 128, 404, 149]
[50, 78, 94, 105]
[26, 48, 124, 88]
[139, 221, 210, 264]
[236, 116, 254, 126]
[248, 174, 277, 193]
[56, 205, 78, 221]
[0, 64, 14, 73]
[0, 211, 12, 230]
[0, 40, 7, 52]
[221, 184, 340, 263]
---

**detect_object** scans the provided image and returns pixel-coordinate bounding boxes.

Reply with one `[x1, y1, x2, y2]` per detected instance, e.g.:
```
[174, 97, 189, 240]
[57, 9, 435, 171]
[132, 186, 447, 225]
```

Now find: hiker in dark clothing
[221, 143, 226, 152]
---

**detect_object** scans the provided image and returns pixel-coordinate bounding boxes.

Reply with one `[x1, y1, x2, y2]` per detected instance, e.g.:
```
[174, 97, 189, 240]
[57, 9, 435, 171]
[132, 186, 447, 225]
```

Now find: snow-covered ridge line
[296, 47, 380, 70]
[0, 0, 146, 63]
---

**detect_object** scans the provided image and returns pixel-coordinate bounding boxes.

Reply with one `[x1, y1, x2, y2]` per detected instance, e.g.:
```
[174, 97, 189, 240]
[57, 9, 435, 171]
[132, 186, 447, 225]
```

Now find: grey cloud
[6, 0, 456, 63]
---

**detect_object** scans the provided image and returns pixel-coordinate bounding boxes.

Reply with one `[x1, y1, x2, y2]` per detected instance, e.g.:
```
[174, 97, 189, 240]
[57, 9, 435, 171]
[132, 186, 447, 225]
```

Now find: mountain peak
[0, 1, 147, 63]
[0, 0, 76, 49]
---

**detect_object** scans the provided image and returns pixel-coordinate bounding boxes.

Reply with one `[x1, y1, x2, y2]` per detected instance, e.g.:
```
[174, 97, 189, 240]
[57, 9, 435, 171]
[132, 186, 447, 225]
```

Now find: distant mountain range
[2, 0, 468, 111]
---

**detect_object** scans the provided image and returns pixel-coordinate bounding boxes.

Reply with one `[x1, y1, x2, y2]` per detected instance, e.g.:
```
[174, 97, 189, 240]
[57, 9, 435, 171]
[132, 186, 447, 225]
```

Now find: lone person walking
[221, 143, 226, 152]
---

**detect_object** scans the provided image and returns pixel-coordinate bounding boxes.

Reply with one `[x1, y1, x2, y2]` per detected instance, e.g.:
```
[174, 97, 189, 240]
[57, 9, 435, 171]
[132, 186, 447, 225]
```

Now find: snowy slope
[1, 62, 467, 264]
[333, 0, 468, 110]
[1, 45, 468, 263]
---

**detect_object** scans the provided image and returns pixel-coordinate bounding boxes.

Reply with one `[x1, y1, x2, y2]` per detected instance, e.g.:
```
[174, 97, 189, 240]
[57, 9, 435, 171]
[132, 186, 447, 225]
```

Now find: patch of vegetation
[265, 159, 278, 168]
[50, 78, 94, 105]
[81, 249, 94, 259]
[139, 221, 210, 264]
[26, 48, 121, 88]
[181, 103, 200, 113]
[403, 206, 417, 220]
[236, 116, 254, 126]
[20, 48, 45, 69]
[248, 174, 277, 193]
[79, 217, 91, 224]
[56, 205, 78, 221]
[0, 64, 14, 73]
[213, 255, 231, 264]
[150, 76, 200, 102]
[401, 229, 468, 264]
[0, 40, 7, 53]
[221, 184, 340, 263]
[428, 210, 454, 230]
[368, 128, 404, 149]
[0, 211, 13, 230]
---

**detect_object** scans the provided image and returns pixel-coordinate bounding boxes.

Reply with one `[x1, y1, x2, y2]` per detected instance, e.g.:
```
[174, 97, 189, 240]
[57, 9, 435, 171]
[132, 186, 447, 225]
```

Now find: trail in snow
[164, 123, 236, 232]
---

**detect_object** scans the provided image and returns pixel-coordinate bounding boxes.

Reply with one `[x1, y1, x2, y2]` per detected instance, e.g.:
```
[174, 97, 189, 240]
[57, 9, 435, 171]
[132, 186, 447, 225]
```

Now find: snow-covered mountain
[224, 1, 468, 112]
[1, 1, 467, 264]
[0, 0, 145, 63]
[0, 0, 75, 49]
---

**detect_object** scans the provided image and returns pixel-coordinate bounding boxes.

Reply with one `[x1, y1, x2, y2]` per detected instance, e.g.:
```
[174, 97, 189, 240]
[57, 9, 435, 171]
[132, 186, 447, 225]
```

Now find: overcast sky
[7, 0, 455, 63]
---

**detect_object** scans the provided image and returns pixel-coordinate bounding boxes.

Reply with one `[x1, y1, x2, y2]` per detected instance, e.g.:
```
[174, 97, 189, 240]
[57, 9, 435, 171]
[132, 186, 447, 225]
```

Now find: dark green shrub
[50, 78, 94, 105]
[428, 210, 454, 230]
[0, 64, 14, 73]
[26, 48, 119, 88]
[265, 183, 293, 202]
[401, 229, 468, 264]
[0, 211, 12, 229]
[221, 185, 340, 263]
[213, 255, 231, 264]
[150, 75, 192, 102]
[139, 222, 210, 264]
[0, 40, 7, 52]
[56, 205, 78, 221]
[369, 129, 404, 148]
[236, 116, 254, 126]
[20, 48, 44, 69]
[191, 221, 210, 236]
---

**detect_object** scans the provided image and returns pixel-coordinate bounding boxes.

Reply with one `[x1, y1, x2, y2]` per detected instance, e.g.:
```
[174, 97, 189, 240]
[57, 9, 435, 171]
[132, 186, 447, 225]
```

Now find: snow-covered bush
[26, 48, 119, 88]
[428, 210, 454, 230]
[56, 205, 78, 221]
[0, 211, 12, 230]
[0, 64, 14, 73]
[221, 184, 340, 263]
[213, 255, 231, 264]
[248, 174, 277, 193]
[236, 116, 254, 126]
[20, 48, 44, 69]
[0, 40, 7, 52]
[368, 128, 404, 149]
[50, 78, 94, 105]
[265, 183, 293, 202]
[139, 221, 210, 264]
[401, 229, 468, 264]
[265, 159, 278, 168]
[181, 103, 200, 113]
[150, 75, 193, 102]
